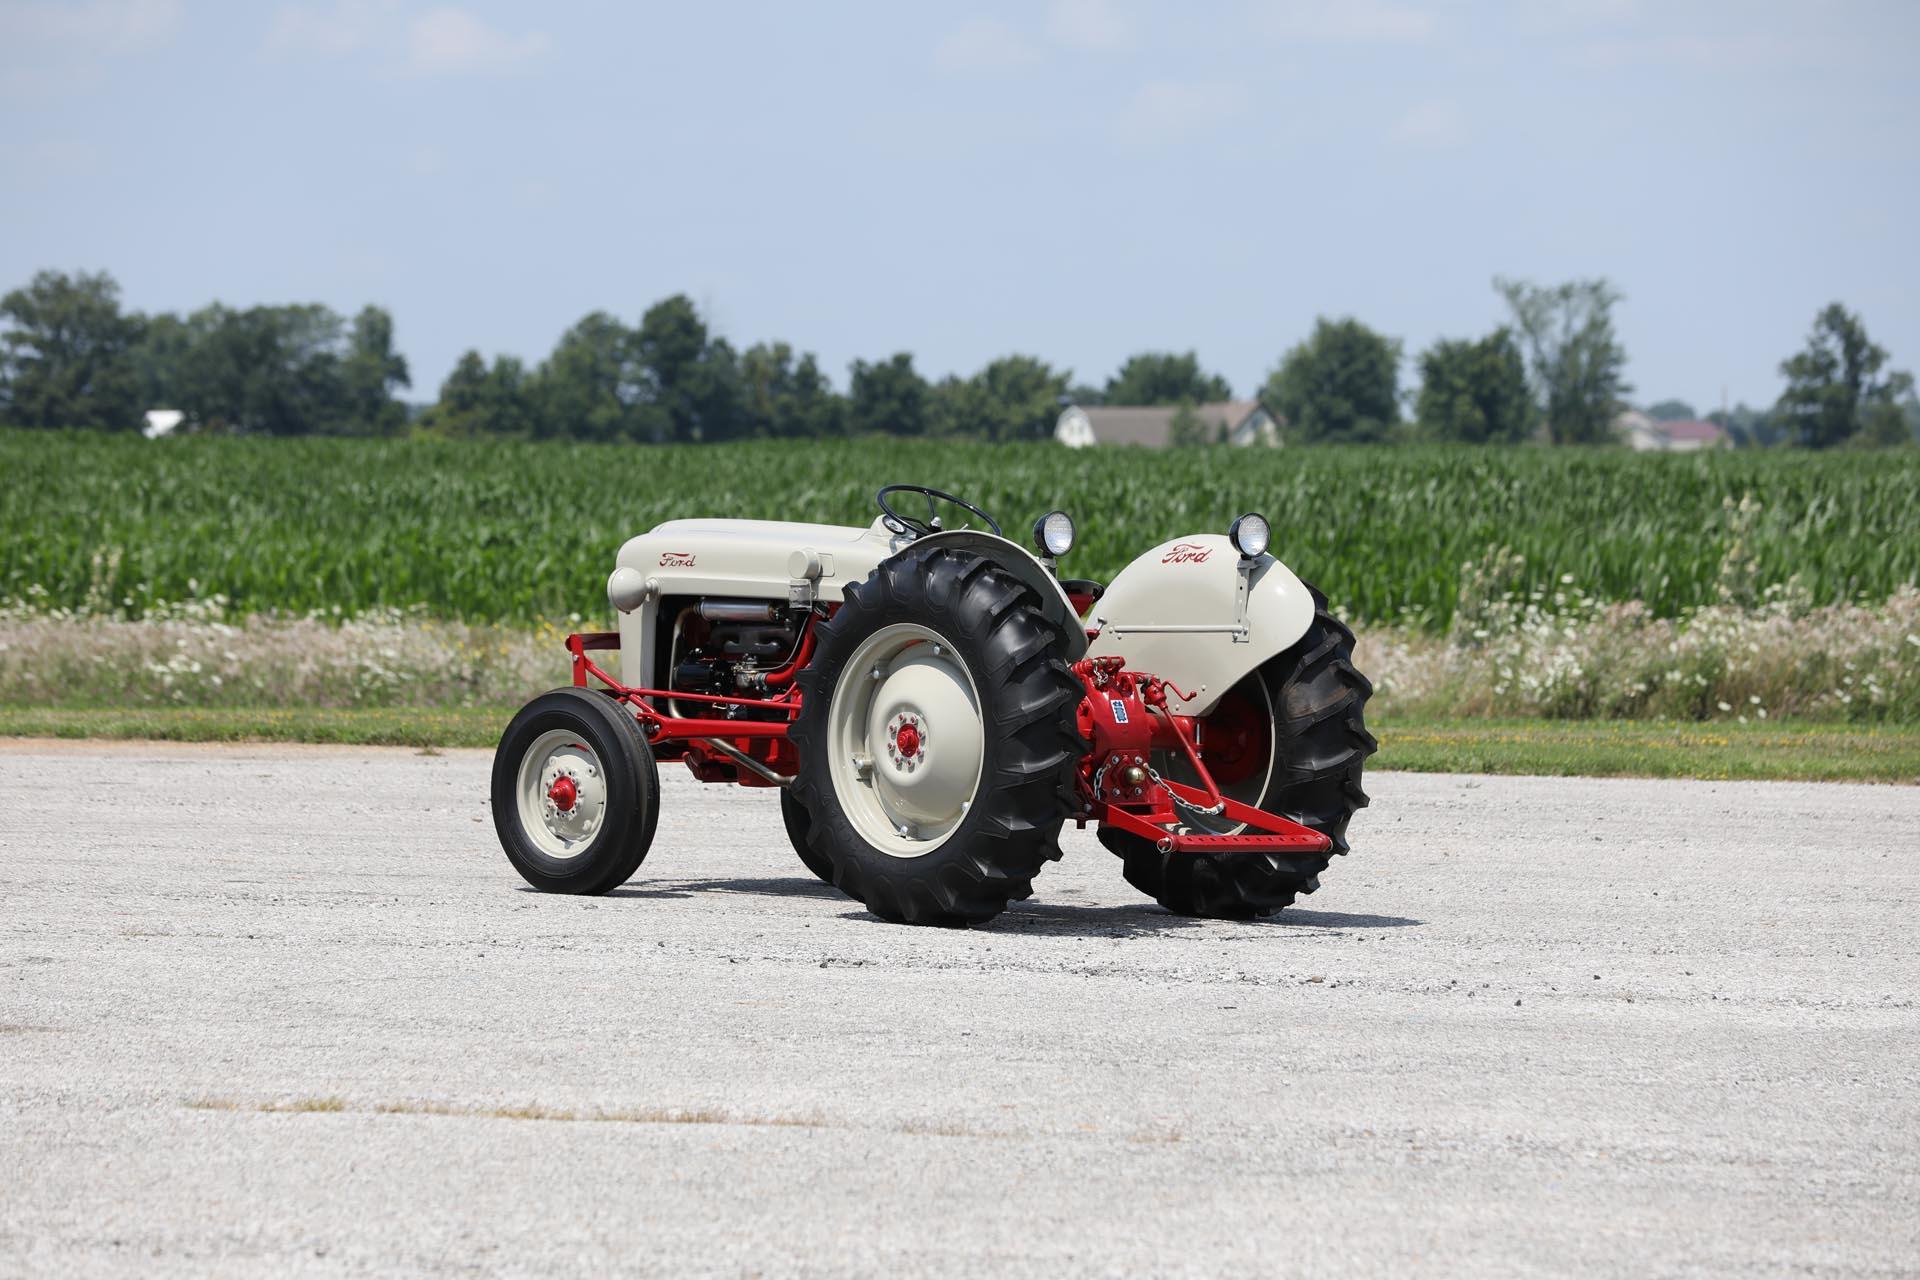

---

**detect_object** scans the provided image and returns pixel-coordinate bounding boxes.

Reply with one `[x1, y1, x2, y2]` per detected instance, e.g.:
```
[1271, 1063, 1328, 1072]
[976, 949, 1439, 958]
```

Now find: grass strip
[0, 705, 514, 748]
[1, 706, 1914, 783]
[1375, 718, 1920, 783]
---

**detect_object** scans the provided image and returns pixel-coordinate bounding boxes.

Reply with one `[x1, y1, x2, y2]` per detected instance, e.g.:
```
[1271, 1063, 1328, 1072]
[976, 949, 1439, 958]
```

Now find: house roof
[1072, 400, 1265, 447]
[1661, 419, 1727, 443]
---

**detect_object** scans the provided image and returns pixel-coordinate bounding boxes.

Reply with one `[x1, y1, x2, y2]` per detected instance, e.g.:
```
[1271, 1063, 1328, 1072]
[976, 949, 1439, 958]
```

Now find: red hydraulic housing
[563, 631, 1330, 856]
[1069, 656, 1330, 857]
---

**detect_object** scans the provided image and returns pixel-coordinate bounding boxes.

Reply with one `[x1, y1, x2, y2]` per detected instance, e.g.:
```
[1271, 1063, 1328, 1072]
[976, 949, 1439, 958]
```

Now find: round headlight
[1228, 512, 1270, 559]
[1034, 510, 1076, 558]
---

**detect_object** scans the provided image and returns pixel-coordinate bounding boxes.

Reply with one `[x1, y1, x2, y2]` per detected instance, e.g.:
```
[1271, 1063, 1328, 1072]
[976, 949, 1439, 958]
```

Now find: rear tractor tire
[779, 789, 838, 888]
[1100, 587, 1375, 918]
[787, 544, 1085, 926]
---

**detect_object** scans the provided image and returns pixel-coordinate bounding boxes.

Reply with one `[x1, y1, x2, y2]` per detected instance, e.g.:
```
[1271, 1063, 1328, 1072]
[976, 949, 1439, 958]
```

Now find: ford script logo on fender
[658, 551, 697, 568]
[1161, 542, 1212, 565]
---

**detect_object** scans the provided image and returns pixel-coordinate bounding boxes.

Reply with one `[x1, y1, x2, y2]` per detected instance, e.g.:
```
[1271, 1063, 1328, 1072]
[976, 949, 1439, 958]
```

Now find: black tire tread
[787, 544, 1084, 926]
[778, 789, 839, 888]
[491, 687, 659, 895]
[1104, 585, 1374, 918]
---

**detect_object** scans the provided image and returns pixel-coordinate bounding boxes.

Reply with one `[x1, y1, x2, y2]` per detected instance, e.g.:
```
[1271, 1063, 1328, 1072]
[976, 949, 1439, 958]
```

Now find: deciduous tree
[1773, 303, 1914, 448]
[0, 269, 145, 429]
[740, 342, 844, 438]
[1104, 351, 1231, 406]
[1261, 317, 1401, 444]
[530, 311, 647, 441]
[1168, 402, 1208, 447]
[1494, 277, 1631, 445]
[421, 350, 534, 436]
[968, 355, 1069, 441]
[849, 353, 928, 436]
[631, 294, 738, 442]
[338, 306, 410, 435]
[1415, 327, 1532, 444]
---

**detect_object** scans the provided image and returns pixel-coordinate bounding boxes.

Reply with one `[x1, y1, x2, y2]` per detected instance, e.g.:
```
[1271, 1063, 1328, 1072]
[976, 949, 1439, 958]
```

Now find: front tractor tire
[787, 544, 1085, 926]
[1100, 588, 1376, 919]
[492, 688, 661, 895]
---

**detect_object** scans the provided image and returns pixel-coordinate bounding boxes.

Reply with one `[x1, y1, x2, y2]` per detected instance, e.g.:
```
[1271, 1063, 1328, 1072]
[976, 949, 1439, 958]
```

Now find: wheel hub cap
[827, 624, 984, 858]
[888, 714, 924, 766]
[514, 731, 609, 859]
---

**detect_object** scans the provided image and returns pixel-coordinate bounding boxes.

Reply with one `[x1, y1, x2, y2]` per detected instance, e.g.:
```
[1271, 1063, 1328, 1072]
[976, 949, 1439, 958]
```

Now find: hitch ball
[1120, 764, 1149, 788]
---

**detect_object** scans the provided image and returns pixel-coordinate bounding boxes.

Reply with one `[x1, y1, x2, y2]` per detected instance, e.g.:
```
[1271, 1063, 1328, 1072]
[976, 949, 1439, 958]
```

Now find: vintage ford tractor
[492, 485, 1375, 925]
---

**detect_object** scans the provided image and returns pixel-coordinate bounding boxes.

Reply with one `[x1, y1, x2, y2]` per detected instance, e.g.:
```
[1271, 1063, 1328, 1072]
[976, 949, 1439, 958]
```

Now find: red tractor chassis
[565, 621, 1329, 859]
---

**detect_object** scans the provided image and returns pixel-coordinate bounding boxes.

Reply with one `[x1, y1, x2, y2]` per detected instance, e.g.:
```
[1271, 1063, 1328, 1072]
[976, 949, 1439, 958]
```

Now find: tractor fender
[906, 530, 1089, 661]
[1084, 533, 1315, 717]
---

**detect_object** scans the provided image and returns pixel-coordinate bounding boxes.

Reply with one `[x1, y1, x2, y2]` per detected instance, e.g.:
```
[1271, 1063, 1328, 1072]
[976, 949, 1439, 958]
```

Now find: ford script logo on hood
[1160, 542, 1212, 565]
[658, 551, 697, 568]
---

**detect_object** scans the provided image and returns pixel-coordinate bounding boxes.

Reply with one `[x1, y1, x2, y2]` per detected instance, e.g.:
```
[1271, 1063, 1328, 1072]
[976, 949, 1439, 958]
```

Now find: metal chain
[1092, 757, 1228, 818]
[1090, 757, 1115, 800]
[1146, 765, 1226, 817]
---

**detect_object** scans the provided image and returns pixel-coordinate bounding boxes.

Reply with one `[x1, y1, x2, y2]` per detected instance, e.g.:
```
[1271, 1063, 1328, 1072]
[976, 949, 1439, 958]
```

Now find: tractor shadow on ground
[545, 874, 1426, 937]
[511, 884, 697, 900]
[633, 875, 848, 902]
[814, 900, 1423, 938]
[983, 900, 1424, 938]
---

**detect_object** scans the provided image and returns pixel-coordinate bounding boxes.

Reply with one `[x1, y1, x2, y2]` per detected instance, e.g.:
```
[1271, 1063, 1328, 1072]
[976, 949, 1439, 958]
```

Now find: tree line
[1, 268, 1912, 448]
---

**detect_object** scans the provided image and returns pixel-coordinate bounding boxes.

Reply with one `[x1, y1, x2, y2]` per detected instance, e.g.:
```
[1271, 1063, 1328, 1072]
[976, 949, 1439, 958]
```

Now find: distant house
[1659, 419, 1730, 451]
[1055, 400, 1281, 448]
[1618, 409, 1728, 452]
[142, 410, 186, 440]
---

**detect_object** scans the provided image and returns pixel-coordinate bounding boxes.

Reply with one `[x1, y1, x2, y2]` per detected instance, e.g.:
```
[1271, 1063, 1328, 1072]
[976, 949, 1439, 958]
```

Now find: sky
[2, 0, 1916, 414]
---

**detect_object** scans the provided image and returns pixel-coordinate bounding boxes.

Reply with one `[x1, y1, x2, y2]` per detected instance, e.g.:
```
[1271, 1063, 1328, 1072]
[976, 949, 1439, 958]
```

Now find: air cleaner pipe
[698, 600, 784, 623]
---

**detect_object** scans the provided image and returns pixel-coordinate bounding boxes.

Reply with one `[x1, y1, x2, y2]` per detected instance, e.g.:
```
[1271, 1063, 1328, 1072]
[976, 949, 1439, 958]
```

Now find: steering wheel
[876, 485, 1002, 538]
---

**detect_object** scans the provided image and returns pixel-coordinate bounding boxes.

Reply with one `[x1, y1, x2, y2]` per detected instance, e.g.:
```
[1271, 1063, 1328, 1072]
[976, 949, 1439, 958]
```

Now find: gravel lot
[2, 741, 1916, 1277]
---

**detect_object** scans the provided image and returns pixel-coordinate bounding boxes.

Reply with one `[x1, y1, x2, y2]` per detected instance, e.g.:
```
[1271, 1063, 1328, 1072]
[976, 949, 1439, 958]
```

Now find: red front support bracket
[1100, 784, 1331, 855]
[1071, 655, 1332, 858]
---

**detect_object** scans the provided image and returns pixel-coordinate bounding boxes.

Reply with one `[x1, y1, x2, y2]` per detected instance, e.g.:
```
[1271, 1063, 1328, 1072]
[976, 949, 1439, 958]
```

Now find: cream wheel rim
[515, 729, 608, 858]
[826, 623, 984, 858]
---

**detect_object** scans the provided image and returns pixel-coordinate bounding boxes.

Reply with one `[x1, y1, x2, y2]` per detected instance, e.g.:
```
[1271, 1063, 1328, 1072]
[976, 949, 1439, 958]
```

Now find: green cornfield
[3, 431, 1915, 628]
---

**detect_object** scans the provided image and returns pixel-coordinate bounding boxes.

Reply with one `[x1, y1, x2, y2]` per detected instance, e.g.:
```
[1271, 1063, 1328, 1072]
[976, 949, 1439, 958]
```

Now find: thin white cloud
[1047, 0, 1133, 51]
[1392, 99, 1466, 148]
[0, 0, 182, 96]
[0, 0, 183, 51]
[1532, 0, 1640, 26]
[934, 18, 1041, 73]
[404, 7, 548, 76]
[1255, 0, 1435, 43]
[264, 0, 384, 56]
[262, 3, 547, 76]
[1576, 30, 1811, 72]
[1115, 79, 1248, 146]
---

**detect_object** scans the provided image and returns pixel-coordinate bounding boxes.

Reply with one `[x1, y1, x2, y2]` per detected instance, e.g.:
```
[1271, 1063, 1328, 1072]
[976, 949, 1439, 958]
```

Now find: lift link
[1068, 655, 1331, 858]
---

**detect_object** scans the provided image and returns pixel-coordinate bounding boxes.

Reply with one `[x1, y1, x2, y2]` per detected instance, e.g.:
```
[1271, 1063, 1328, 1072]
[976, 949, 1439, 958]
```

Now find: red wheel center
[894, 723, 922, 759]
[547, 776, 578, 811]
